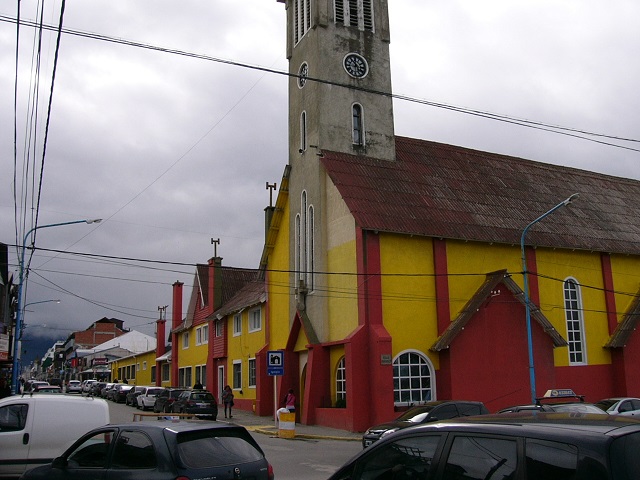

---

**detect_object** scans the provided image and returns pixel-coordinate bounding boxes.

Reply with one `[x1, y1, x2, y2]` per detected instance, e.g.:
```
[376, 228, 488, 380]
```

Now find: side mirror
[52, 456, 68, 469]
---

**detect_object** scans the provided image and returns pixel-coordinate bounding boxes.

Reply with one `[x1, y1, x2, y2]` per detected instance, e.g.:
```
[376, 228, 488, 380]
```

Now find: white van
[0, 393, 110, 478]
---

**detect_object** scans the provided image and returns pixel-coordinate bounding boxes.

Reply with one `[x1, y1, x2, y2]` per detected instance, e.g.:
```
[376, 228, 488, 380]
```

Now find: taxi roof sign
[542, 389, 577, 398]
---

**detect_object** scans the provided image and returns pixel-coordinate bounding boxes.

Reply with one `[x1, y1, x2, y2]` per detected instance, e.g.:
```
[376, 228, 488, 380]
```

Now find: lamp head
[563, 193, 580, 206]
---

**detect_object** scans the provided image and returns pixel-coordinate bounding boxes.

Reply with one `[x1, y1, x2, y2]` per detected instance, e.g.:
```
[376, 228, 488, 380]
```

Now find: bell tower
[277, 0, 395, 341]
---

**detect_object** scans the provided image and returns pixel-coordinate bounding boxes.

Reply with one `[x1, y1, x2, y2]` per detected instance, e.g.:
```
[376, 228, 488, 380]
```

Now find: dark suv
[362, 400, 489, 448]
[153, 388, 187, 413]
[333, 413, 640, 480]
[171, 389, 218, 420]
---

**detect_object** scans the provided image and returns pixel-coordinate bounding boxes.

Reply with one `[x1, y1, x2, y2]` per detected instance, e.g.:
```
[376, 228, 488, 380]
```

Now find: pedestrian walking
[222, 385, 234, 418]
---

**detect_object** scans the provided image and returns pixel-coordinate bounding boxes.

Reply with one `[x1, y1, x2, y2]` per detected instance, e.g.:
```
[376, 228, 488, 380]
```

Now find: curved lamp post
[521, 194, 579, 403]
[11, 219, 101, 394]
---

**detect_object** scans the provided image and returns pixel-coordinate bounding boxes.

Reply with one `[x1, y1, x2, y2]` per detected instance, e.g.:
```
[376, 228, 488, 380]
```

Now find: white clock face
[344, 53, 368, 78]
[298, 62, 309, 88]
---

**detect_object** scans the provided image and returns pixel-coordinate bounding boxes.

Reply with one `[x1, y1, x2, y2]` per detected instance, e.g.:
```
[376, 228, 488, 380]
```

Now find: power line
[1, 15, 639, 153]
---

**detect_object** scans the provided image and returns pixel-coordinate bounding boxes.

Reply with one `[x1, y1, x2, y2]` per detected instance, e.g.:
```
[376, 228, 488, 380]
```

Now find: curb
[251, 426, 361, 442]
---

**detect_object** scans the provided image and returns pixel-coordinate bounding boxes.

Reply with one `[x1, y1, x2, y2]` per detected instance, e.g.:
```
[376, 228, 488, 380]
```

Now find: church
[260, 0, 640, 432]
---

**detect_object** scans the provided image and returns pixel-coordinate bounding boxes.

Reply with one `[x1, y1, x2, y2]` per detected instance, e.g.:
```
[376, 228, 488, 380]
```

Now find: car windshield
[396, 406, 436, 423]
[551, 404, 606, 414]
[595, 399, 618, 411]
[176, 430, 264, 468]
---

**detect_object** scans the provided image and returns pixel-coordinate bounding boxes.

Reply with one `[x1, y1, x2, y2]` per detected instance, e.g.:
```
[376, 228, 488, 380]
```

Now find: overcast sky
[2, 1, 639, 362]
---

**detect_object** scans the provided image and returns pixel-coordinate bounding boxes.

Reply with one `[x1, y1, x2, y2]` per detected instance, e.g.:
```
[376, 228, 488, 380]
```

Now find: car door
[438, 434, 518, 480]
[0, 401, 33, 478]
[105, 429, 170, 480]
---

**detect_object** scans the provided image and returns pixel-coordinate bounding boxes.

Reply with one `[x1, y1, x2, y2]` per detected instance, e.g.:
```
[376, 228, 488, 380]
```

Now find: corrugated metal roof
[430, 270, 566, 352]
[321, 136, 640, 255]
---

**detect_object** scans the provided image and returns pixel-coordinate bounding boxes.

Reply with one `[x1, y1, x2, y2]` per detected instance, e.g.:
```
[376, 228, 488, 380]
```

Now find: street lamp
[521, 194, 578, 403]
[11, 219, 101, 394]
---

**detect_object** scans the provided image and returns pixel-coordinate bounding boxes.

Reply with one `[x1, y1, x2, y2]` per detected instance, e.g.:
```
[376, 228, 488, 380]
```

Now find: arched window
[564, 278, 586, 364]
[300, 111, 307, 152]
[307, 205, 314, 290]
[352, 103, 364, 146]
[393, 351, 435, 406]
[336, 356, 346, 402]
[294, 213, 301, 286]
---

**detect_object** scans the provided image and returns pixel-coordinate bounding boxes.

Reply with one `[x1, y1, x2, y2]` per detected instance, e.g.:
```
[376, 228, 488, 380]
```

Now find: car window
[632, 400, 640, 411]
[525, 439, 577, 479]
[619, 401, 634, 413]
[457, 403, 483, 416]
[112, 430, 157, 469]
[0, 404, 28, 431]
[67, 430, 114, 469]
[192, 392, 215, 402]
[177, 430, 264, 468]
[442, 435, 517, 480]
[356, 435, 442, 480]
[433, 404, 459, 421]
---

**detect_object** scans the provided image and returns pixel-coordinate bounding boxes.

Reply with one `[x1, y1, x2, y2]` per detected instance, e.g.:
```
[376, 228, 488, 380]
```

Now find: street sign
[267, 350, 284, 376]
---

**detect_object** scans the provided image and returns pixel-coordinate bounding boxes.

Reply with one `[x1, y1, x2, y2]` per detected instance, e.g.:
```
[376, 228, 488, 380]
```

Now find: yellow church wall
[267, 197, 291, 350]
[535, 249, 611, 367]
[610, 254, 640, 320]
[379, 234, 440, 368]
[326, 239, 359, 342]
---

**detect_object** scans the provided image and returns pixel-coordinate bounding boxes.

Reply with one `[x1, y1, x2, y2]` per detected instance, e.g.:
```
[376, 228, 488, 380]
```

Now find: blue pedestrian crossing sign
[267, 350, 285, 376]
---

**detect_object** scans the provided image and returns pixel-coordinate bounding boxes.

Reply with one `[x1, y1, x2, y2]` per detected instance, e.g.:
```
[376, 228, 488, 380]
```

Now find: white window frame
[233, 313, 242, 337]
[294, 0, 311, 44]
[182, 331, 189, 349]
[392, 350, 435, 406]
[196, 325, 209, 346]
[249, 308, 262, 333]
[248, 358, 256, 388]
[215, 319, 223, 337]
[352, 103, 365, 146]
[142, 361, 147, 371]
[233, 360, 242, 390]
[300, 111, 307, 151]
[564, 277, 587, 365]
[335, 0, 374, 31]
[336, 356, 346, 402]
[162, 364, 170, 382]
[307, 204, 315, 290]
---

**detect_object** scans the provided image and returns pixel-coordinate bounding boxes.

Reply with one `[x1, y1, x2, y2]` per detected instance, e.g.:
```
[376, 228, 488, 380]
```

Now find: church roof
[321, 136, 640, 255]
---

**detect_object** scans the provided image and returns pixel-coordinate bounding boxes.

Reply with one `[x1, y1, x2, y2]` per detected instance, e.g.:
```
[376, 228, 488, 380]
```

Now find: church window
[564, 278, 586, 364]
[335, 0, 374, 31]
[295, 213, 301, 286]
[300, 111, 307, 152]
[306, 204, 315, 289]
[336, 356, 346, 403]
[294, 0, 311, 44]
[352, 103, 364, 146]
[393, 351, 435, 406]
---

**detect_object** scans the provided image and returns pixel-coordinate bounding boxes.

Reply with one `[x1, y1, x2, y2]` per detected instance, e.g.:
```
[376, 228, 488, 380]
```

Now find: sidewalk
[222, 408, 362, 442]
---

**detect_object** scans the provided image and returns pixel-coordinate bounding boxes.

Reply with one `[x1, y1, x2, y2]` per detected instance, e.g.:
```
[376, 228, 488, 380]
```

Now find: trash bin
[277, 408, 295, 438]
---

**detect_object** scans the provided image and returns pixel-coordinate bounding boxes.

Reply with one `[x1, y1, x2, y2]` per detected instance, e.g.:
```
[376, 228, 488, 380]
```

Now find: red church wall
[446, 287, 556, 413]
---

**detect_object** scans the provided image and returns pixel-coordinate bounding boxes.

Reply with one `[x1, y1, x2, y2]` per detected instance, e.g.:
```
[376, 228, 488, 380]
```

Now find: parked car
[20, 420, 274, 480]
[66, 380, 82, 394]
[100, 382, 116, 398]
[595, 397, 640, 416]
[136, 386, 165, 411]
[153, 388, 187, 413]
[23, 380, 49, 393]
[498, 388, 606, 414]
[125, 385, 147, 406]
[362, 400, 489, 448]
[88, 381, 106, 396]
[31, 385, 62, 393]
[112, 384, 134, 403]
[171, 389, 218, 420]
[0, 393, 110, 478]
[80, 379, 97, 393]
[48, 378, 63, 387]
[330, 412, 640, 480]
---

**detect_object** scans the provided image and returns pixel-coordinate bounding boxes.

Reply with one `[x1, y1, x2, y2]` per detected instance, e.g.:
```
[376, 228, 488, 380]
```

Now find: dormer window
[335, 0, 374, 31]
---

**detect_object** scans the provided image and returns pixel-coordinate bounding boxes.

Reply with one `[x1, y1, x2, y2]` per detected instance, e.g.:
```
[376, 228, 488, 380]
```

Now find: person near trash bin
[222, 385, 234, 418]
[284, 388, 296, 412]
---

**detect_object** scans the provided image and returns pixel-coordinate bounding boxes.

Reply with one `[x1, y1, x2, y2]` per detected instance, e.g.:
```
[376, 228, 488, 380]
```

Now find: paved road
[106, 398, 361, 479]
